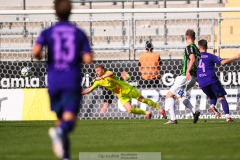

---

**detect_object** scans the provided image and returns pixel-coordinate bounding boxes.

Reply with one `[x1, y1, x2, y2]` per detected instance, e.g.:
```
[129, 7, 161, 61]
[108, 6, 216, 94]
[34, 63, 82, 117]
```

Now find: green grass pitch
[0, 119, 239, 160]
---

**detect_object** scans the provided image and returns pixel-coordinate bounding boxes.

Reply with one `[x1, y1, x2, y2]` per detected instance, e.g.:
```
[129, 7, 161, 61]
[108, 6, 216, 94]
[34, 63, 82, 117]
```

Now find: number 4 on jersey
[198, 59, 205, 73]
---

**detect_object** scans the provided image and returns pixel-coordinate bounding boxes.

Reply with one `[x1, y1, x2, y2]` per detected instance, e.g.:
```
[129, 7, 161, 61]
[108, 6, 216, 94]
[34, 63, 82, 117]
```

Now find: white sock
[165, 98, 176, 121]
[180, 97, 195, 114]
[225, 114, 230, 118]
[210, 104, 215, 108]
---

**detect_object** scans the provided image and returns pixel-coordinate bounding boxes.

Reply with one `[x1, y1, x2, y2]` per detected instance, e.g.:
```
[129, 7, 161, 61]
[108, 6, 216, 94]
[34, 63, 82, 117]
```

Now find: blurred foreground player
[197, 39, 240, 122]
[32, 0, 92, 159]
[81, 64, 167, 119]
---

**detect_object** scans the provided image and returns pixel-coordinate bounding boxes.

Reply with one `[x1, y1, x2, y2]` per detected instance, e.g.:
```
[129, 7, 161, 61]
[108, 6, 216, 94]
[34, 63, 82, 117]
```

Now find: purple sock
[210, 99, 217, 106]
[60, 121, 75, 133]
[220, 99, 229, 114]
[62, 134, 70, 159]
[59, 121, 75, 159]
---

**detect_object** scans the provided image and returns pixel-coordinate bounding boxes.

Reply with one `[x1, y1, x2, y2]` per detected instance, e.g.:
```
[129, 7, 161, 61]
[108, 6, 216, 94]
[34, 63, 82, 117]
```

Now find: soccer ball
[21, 67, 32, 77]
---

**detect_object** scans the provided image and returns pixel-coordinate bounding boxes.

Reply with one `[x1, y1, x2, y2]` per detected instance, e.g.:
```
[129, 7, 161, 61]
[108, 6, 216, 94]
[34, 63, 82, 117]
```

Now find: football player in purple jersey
[197, 39, 240, 122]
[32, 0, 92, 159]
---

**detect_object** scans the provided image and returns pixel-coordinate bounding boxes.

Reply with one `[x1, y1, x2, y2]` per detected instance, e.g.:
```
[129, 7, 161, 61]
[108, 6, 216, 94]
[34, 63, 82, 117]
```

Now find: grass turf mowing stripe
[0, 119, 239, 160]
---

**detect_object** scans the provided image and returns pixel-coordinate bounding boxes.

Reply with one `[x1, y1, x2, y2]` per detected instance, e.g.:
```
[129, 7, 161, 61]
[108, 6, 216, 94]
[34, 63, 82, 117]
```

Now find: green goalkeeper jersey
[90, 71, 133, 98]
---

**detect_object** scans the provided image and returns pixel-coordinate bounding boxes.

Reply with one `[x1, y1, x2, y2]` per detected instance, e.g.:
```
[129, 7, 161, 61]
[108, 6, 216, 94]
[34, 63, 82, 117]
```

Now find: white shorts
[169, 75, 196, 98]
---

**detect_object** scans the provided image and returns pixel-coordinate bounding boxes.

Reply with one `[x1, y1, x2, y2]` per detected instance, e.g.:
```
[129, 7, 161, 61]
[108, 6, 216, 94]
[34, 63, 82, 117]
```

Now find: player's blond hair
[95, 64, 104, 70]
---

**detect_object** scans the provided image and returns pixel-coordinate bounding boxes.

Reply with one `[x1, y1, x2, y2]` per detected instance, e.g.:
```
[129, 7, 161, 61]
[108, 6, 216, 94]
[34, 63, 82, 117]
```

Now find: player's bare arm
[221, 53, 240, 65]
[186, 54, 196, 80]
[81, 88, 94, 95]
[32, 44, 44, 60]
[121, 71, 130, 81]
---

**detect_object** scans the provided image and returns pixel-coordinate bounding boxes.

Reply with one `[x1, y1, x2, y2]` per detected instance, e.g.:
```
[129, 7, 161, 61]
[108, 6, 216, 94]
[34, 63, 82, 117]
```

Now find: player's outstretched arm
[96, 71, 114, 80]
[121, 71, 130, 81]
[102, 71, 113, 78]
[32, 44, 44, 60]
[81, 88, 94, 95]
[221, 53, 240, 65]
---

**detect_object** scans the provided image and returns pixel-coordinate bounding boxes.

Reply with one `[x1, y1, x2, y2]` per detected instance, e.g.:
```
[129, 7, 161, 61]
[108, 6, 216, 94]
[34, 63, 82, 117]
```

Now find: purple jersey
[36, 21, 91, 90]
[197, 52, 221, 88]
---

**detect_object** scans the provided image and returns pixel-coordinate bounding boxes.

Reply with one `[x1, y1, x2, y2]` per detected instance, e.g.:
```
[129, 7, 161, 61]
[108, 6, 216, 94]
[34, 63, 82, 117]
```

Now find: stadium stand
[0, 0, 238, 61]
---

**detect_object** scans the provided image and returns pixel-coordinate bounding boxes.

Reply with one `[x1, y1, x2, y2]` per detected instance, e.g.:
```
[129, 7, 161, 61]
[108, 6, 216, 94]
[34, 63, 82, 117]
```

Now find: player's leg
[100, 102, 109, 113]
[128, 87, 167, 118]
[55, 108, 63, 126]
[218, 96, 233, 122]
[54, 91, 81, 159]
[121, 91, 156, 119]
[165, 91, 177, 124]
[164, 76, 188, 124]
[180, 77, 197, 114]
[201, 85, 220, 117]
[209, 81, 232, 121]
[120, 97, 146, 115]
[137, 95, 166, 119]
[59, 112, 76, 159]
[218, 97, 228, 114]
[61, 92, 81, 159]
[210, 82, 233, 121]
[209, 99, 221, 117]
[123, 101, 147, 115]
[100, 89, 113, 113]
[177, 76, 200, 123]
[48, 90, 64, 158]
[121, 98, 150, 118]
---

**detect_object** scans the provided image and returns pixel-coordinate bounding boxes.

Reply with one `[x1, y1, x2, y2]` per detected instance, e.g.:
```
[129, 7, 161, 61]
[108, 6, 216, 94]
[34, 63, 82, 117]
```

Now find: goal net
[0, 9, 239, 120]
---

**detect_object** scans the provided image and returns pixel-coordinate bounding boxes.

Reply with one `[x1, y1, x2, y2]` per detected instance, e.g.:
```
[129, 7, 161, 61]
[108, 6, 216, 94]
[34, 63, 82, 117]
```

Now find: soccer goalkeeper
[81, 64, 167, 119]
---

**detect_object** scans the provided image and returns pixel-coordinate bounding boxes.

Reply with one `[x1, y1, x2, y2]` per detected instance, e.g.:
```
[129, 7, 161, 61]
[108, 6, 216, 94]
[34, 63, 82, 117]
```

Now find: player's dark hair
[145, 41, 154, 52]
[198, 39, 208, 50]
[95, 64, 104, 70]
[185, 29, 196, 40]
[54, 0, 72, 21]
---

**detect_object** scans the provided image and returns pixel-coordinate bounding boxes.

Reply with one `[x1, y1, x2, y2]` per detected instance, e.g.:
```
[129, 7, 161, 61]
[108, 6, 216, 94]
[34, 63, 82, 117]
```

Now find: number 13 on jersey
[52, 28, 75, 70]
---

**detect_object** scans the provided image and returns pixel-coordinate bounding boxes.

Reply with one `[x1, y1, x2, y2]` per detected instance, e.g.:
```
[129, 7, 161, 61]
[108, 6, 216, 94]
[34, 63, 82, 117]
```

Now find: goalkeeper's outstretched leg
[121, 91, 167, 119]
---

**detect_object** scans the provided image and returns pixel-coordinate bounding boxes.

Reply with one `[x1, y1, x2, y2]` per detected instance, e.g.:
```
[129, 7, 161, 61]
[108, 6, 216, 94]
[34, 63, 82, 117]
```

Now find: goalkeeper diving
[81, 64, 167, 119]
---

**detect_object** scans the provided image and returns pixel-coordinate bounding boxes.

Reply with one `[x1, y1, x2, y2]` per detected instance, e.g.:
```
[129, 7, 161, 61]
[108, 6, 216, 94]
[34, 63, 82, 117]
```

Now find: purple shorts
[48, 89, 81, 118]
[201, 81, 227, 99]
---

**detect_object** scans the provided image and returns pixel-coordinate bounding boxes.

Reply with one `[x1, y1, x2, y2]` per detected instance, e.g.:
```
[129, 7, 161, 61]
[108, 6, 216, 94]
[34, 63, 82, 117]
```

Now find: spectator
[138, 41, 162, 88]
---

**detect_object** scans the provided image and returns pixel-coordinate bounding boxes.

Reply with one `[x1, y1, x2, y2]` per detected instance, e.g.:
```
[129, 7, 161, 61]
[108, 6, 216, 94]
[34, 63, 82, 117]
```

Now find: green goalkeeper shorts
[119, 87, 141, 105]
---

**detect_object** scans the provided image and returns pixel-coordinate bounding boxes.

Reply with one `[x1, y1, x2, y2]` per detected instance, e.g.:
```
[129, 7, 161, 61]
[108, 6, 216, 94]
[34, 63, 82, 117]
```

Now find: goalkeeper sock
[220, 99, 229, 114]
[142, 98, 159, 109]
[130, 108, 146, 115]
